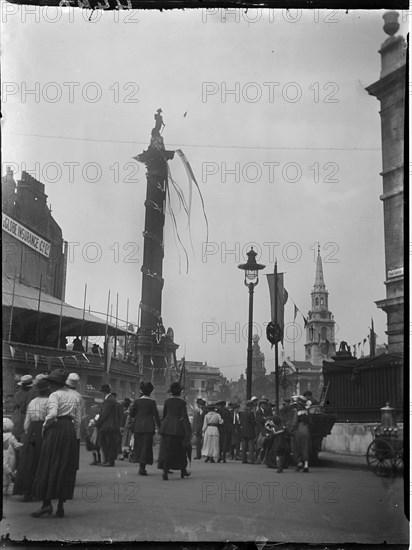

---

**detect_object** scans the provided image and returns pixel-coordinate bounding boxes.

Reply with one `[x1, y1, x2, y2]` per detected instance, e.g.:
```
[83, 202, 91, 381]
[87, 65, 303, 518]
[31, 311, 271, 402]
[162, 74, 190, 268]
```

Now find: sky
[2, 7, 407, 380]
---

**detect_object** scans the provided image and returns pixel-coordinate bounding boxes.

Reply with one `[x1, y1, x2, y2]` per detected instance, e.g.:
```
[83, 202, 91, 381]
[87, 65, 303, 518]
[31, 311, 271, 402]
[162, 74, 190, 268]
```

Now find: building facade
[184, 360, 222, 405]
[304, 249, 336, 366]
[2, 168, 67, 300]
[2, 168, 142, 406]
[366, 11, 405, 355]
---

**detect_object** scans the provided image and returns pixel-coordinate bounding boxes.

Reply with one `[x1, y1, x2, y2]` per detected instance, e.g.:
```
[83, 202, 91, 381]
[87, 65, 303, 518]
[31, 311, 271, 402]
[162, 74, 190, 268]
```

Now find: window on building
[201, 380, 206, 389]
[320, 297, 324, 305]
[190, 379, 195, 389]
[315, 298, 319, 305]
[321, 327, 327, 340]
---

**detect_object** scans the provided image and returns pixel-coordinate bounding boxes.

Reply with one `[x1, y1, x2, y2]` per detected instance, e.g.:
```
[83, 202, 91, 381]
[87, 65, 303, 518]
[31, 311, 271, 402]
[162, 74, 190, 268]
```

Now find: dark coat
[192, 408, 205, 435]
[255, 407, 266, 434]
[159, 397, 191, 438]
[217, 407, 233, 433]
[12, 388, 32, 439]
[240, 408, 256, 439]
[95, 394, 120, 432]
[130, 397, 160, 434]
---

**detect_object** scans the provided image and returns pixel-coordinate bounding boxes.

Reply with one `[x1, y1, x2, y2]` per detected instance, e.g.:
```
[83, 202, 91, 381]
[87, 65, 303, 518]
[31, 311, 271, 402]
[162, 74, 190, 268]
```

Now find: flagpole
[85, 305, 90, 352]
[36, 275, 43, 346]
[125, 298, 129, 359]
[57, 292, 64, 349]
[274, 261, 279, 415]
[80, 283, 87, 347]
[114, 293, 119, 358]
[105, 289, 111, 383]
[8, 271, 17, 342]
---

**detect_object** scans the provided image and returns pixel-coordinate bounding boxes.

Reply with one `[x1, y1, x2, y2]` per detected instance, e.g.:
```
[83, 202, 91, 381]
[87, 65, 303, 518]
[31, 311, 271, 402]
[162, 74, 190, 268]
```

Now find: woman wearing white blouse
[31, 370, 81, 518]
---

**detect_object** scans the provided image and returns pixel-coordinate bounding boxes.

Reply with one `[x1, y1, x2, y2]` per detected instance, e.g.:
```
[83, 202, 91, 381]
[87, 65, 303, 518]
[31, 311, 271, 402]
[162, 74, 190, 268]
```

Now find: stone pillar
[366, 12, 405, 355]
[135, 110, 179, 402]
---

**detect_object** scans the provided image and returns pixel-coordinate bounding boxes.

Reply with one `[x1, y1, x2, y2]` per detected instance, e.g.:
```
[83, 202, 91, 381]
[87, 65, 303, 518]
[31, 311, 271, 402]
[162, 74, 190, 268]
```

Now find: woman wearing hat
[31, 370, 81, 518]
[290, 395, 311, 473]
[129, 382, 160, 475]
[157, 382, 191, 481]
[201, 403, 223, 463]
[13, 378, 51, 502]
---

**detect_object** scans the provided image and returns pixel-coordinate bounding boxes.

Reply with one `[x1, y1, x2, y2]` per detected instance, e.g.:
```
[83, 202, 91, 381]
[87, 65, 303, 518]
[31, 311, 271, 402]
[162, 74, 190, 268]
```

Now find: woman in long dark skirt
[13, 378, 51, 501]
[263, 417, 287, 472]
[31, 370, 81, 518]
[290, 395, 311, 473]
[129, 381, 160, 475]
[157, 382, 191, 481]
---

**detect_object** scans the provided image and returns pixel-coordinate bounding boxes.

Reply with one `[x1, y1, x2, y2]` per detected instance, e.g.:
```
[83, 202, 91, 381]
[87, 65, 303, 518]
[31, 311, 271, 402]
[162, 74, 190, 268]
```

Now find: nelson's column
[135, 109, 179, 401]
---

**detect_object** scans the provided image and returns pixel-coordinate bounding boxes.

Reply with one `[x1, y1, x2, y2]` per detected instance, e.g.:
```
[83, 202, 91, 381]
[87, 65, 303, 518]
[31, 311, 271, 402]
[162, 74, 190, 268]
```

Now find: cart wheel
[366, 439, 395, 477]
[391, 446, 404, 473]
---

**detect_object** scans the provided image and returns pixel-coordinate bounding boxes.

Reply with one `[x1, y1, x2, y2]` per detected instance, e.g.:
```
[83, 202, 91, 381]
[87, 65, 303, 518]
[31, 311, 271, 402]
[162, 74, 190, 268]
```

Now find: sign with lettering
[387, 266, 403, 278]
[2, 213, 51, 258]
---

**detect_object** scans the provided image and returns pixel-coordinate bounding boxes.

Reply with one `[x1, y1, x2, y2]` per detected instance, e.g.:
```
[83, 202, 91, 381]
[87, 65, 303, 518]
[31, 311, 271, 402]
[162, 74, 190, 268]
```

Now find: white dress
[201, 412, 223, 460]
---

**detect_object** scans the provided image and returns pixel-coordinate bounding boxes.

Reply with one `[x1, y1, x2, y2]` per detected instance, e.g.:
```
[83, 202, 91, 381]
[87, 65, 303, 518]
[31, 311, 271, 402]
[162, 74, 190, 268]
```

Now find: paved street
[1, 444, 407, 544]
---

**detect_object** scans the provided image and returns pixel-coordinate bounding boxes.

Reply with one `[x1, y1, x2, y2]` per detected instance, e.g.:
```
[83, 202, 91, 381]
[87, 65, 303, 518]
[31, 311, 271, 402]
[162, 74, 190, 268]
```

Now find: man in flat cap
[192, 398, 206, 460]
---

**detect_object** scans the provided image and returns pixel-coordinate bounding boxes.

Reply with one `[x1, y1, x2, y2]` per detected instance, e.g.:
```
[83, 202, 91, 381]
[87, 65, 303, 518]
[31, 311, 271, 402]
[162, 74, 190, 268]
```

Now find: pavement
[1, 445, 408, 544]
[317, 451, 369, 471]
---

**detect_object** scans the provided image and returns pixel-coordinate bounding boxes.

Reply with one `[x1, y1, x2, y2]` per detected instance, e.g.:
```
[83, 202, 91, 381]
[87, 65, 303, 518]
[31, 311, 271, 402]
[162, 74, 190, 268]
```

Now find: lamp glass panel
[245, 269, 258, 281]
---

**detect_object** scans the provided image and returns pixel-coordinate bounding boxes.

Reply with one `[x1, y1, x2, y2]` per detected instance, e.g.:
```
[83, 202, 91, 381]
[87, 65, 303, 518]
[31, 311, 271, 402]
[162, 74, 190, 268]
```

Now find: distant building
[250, 334, 266, 380]
[281, 358, 323, 400]
[366, 11, 405, 355]
[304, 248, 336, 366]
[184, 360, 222, 406]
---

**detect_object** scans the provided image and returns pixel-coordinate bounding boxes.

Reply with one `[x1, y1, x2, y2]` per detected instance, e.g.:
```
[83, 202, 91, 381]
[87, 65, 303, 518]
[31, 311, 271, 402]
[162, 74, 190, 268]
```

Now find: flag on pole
[293, 303, 298, 321]
[266, 272, 288, 341]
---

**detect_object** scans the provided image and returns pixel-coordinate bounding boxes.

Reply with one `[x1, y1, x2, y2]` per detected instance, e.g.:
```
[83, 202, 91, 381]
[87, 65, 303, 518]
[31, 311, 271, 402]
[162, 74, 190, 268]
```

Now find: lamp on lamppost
[238, 247, 266, 401]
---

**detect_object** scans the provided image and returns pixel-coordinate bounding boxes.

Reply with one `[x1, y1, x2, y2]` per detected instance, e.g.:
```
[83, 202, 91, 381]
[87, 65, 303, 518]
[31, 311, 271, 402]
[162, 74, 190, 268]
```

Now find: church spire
[304, 246, 336, 366]
[314, 244, 325, 291]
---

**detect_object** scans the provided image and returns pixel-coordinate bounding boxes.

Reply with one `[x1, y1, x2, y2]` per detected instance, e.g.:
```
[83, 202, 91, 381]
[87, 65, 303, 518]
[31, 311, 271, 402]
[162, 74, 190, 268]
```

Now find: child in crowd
[3, 418, 23, 494]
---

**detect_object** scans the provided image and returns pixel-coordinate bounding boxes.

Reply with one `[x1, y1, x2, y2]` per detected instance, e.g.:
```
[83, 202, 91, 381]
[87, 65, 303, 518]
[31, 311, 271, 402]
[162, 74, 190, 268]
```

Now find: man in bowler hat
[95, 384, 120, 466]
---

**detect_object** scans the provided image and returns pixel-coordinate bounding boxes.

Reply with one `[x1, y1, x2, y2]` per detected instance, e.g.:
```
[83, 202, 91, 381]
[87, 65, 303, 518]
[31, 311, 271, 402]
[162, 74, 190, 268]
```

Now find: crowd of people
[192, 391, 318, 473]
[4, 371, 318, 518]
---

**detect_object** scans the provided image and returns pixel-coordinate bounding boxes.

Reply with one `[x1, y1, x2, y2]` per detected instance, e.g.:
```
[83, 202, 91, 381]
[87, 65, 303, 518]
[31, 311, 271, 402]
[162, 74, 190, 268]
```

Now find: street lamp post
[238, 248, 266, 401]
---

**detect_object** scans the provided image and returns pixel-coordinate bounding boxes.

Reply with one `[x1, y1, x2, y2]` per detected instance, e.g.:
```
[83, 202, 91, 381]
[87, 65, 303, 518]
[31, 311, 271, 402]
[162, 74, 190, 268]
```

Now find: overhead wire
[3, 131, 380, 151]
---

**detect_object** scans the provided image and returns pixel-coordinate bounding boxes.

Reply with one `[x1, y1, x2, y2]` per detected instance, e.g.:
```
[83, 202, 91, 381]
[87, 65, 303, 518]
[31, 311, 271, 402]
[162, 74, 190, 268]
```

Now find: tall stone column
[366, 12, 405, 355]
[135, 110, 179, 401]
